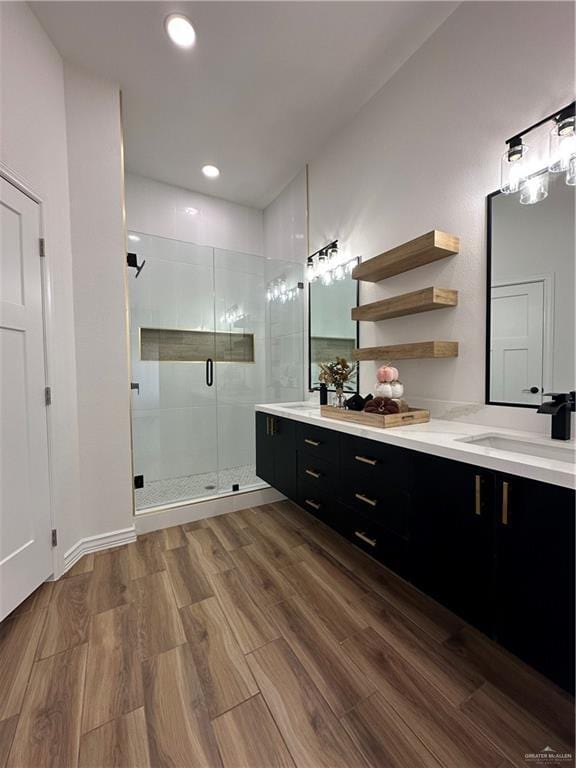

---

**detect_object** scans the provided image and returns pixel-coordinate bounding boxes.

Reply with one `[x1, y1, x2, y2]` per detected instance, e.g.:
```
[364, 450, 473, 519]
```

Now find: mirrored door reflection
[128, 232, 219, 510]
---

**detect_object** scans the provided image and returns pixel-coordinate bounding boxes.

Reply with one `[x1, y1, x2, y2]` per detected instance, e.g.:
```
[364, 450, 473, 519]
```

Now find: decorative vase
[334, 387, 345, 408]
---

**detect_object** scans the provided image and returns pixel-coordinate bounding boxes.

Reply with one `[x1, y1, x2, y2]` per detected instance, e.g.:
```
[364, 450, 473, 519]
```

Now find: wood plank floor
[0, 500, 573, 768]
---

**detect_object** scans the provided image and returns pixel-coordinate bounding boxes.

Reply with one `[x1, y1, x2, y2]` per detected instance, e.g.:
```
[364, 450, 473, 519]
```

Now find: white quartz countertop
[256, 402, 576, 490]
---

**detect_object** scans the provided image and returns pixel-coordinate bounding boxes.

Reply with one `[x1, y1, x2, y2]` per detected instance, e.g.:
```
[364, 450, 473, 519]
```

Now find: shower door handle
[206, 358, 214, 387]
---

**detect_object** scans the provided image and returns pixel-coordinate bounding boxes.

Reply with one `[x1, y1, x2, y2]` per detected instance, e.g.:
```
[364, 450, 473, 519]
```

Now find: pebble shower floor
[134, 464, 261, 510]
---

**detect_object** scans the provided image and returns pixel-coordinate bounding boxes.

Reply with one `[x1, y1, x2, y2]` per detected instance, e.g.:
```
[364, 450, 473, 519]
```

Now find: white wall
[0, 2, 83, 566]
[64, 63, 134, 539]
[307, 1, 575, 429]
[125, 173, 263, 256]
[263, 169, 307, 263]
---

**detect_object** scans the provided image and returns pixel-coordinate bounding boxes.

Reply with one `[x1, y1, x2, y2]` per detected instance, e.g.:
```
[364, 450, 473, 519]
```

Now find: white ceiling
[32, 1, 457, 209]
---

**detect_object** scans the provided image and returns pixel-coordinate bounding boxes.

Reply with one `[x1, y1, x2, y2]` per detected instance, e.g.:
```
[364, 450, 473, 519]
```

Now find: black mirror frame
[307, 262, 360, 395]
[485, 189, 542, 410]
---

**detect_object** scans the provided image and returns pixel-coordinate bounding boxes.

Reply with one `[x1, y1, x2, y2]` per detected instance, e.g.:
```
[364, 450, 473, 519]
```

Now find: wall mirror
[308, 259, 359, 392]
[486, 174, 575, 407]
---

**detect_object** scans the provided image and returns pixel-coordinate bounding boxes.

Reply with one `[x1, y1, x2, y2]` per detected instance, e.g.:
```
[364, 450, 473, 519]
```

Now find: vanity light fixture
[202, 164, 220, 179]
[549, 107, 576, 174]
[500, 137, 529, 194]
[165, 14, 196, 49]
[519, 170, 549, 205]
[306, 240, 357, 284]
[500, 100, 575, 203]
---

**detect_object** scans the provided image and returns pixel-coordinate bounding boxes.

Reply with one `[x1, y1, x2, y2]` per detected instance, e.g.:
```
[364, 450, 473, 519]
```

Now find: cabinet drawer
[297, 475, 335, 524]
[341, 434, 413, 490]
[340, 477, 409, 538]
[343, 511, 409, 578]
[297, 450, 337, 490]
[296, 423, 339, 462]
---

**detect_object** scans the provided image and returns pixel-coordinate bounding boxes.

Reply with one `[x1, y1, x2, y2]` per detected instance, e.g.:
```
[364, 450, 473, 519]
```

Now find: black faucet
[537, 392, 575, 440]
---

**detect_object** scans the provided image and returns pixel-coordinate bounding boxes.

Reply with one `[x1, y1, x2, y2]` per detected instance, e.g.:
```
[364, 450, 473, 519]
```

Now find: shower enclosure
[127, 231, 304, 512]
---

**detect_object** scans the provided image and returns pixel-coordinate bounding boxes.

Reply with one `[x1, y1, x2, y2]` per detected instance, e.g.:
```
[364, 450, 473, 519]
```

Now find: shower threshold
[135, 464, 262, 512]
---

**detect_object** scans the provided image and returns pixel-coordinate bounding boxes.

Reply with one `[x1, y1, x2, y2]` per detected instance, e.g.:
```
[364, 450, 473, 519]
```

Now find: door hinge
[39, 238, 46, 258]
[44, 386, 52, 406]
[51, 529, 58, 547]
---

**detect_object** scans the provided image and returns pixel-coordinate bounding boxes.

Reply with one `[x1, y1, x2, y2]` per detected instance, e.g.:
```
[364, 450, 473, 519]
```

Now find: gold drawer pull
[305, 499, 321, 511]
[354, 531, 376, 547]
[355, 455, 378, 466]
[502, 481, 509, 526]
[475, 475, 482, 516]
[355, 493, 377, 508]
[304, 438, 321, 447]
[305, 469, 321, 479]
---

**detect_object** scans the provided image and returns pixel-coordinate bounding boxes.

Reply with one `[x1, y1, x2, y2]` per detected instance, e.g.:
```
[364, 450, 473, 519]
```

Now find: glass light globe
[519, 170, 549, 205]
[501, 143, 528, 194]
[549, 117, 576, 173]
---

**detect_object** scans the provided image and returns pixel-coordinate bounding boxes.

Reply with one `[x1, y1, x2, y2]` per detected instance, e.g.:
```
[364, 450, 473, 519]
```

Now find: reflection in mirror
[488, 174, 575, 406]
[309, 261, 359, 392]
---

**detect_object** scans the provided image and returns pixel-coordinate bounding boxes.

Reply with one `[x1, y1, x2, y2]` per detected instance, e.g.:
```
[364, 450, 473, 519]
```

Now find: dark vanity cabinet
[255, 412, 297, 499]
[493, 476, 575, 692]
[410, 455, 494, 633]
[255, 410, 575, 693]
[411, 457, 575, 691]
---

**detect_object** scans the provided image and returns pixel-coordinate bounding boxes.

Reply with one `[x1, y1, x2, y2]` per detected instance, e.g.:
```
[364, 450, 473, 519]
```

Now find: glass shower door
[213, 249, 304, 494]
[128, 232, 219, 510]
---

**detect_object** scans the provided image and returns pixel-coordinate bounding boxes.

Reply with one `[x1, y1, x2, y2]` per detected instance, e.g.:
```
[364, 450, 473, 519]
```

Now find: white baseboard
[134, 486, 285, 535]
[63, 526, 137, 573]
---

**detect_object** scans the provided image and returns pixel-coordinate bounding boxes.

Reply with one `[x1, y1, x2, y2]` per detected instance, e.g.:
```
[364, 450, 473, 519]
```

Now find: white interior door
[1, 178, 52, 620]
[490, 280, 544, 404]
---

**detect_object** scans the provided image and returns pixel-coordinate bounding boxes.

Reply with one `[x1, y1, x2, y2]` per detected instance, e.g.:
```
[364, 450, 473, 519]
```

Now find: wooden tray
[320, 405, 430, 429]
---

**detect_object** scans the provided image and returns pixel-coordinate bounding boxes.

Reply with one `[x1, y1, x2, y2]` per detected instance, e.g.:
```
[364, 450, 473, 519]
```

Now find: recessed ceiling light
[202, 164, 220, 179]
[165, 14, 196, 49]
[185, 207, 199, 216]
[128, 234, 141, 242]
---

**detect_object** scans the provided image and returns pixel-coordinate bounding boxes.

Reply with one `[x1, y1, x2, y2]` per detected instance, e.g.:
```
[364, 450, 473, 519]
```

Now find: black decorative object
[319, 383, 328, 405]
[345, 393, 373, 411]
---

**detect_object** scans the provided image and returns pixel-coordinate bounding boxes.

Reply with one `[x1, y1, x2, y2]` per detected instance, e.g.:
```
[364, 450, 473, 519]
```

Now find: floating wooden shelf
[352, 341, 459, 362]
[352, 287, 458, 322]
[352, 230, 459, 283]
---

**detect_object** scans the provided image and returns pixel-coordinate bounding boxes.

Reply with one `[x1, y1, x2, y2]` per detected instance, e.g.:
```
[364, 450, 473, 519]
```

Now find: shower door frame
[127, 231, 277, 515]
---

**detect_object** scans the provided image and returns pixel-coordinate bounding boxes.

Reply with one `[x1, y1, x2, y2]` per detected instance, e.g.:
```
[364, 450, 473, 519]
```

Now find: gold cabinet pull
[354, 530, 376, 547]
[305, 499, 321, 511]
[305, 469, 321, 479]
[475, 475, 482, 516]
[502, 481, 509, 526]
[304, 438, 320, 447]
[270, 417, 275, 436]
[266, 416, 271, 436]
[355, 455, 378, 466]
[355, 493, 377, 508]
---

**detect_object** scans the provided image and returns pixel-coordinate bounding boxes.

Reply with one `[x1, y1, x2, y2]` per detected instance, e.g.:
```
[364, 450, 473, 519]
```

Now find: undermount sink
[281, 403, 320, 411]
[459, 434, 576, 464]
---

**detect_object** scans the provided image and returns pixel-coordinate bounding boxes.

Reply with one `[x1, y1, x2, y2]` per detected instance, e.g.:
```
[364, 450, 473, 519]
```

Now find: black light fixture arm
[506, 100, 575, 147]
